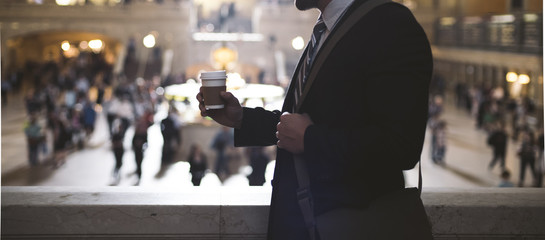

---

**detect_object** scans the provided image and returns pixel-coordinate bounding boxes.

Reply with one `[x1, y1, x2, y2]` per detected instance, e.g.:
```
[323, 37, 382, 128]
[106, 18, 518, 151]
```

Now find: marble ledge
[1, 186, 271, 237]
[2, 187, 545, 239]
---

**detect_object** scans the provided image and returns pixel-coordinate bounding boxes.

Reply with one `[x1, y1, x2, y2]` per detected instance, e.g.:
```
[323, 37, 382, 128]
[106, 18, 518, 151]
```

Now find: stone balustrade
[2, 187, 545, 239]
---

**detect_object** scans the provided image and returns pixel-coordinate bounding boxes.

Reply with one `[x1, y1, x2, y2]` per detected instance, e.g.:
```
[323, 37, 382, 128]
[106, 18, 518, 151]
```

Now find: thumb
[220, 91, 238, 104]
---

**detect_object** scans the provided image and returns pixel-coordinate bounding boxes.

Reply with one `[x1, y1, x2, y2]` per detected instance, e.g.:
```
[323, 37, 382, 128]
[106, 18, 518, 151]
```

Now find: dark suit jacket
[234, 1, 433, 239]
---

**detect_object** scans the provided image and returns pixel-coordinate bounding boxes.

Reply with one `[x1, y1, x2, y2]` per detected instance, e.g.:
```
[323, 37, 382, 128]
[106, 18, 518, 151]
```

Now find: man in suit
[197, 0, 432, 238]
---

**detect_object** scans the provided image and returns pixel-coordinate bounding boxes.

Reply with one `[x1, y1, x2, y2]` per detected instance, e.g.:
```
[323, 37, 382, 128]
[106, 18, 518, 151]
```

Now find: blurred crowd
[428, 76, 544, 188]
[11, 49, 544, 188]
[12, 47, 272, 187]
[20, 50, 113, 169]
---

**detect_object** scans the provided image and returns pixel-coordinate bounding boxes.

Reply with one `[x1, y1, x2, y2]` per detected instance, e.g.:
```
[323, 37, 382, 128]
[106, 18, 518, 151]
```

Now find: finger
[196, 89, 204, 102]
[276, 121, 286, 135]
[277, 128, 295, 140]
[276, 130, 284, 140]
[277, 124, 295, 141]
[277, 119, 295, 135]
[198, 102, 208, 117]
[277, 140, 282, 148]
[200, 108, 208, 117]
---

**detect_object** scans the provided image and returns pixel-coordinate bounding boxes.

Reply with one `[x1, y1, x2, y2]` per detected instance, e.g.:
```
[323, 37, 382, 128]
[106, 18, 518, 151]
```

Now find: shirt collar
[321, 0, 354, 31]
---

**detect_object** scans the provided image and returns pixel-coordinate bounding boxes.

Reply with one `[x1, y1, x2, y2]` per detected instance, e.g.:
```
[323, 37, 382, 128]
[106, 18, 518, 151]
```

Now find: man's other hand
[276, 112, 313, 154]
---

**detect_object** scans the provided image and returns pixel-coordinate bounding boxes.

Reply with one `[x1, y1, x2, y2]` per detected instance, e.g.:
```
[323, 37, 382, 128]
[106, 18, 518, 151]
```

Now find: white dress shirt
[316, 0, 355, 51]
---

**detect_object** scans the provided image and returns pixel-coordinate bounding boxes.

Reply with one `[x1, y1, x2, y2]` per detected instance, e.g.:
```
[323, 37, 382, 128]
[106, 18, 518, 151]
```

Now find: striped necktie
[294, 16, 327, 112]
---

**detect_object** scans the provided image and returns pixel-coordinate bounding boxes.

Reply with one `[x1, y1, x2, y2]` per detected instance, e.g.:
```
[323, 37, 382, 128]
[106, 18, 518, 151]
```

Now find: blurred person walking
[454, 82, 468, 110]
[83, 101, 97, 137]
[431, 120, 447, 165]
[63, 86, 77, 111]
[70, 107, 85, 150]
[115, 94, 134, 128]
[160, 107, 181, 166]
[106, 94, 121, 135]
[197, 0, 433, 238]
[132, 110, 154, 185]
[49, 110, 71, 168]
[43, 84, 59, 116]
[246, 146, 269, 186]
[517, 130, 537, 187]
[24, 114, 45, 166]
[187, 144, 208, 186]
[2, 78, 12, 107]
[111, 117, 129, 185]
[211, 126, 233, 180]
[75, 73, 90, 96]
[536, 129, 544, 187]
[487, 121, 508, 171]
[485, 100, 503, 132]
[95, 81, 106, 105]
[476, 94, 489, 130]
[106, 92, 133, 136]
[428, 95, 443, 124]
[469, 86, 482, 118]
[512, 99, 531, 141]
[24, 89, 42, 116]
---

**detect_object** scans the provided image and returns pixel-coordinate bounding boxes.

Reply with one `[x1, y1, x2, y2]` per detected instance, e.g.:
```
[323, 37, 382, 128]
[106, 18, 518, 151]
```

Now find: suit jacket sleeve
[301, 3, 433, 180]
[234, 107, 281, 147]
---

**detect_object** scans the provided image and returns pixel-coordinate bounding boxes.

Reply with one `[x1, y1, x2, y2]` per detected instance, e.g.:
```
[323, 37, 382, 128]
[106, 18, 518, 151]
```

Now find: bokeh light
[88, 39, 103, 53]
[291, 36, 305, 50]
[506, 72, 518, 83]
[61, 41, 70, 51]
[143, 34, 156, 48]
[518, 74, 530, 84]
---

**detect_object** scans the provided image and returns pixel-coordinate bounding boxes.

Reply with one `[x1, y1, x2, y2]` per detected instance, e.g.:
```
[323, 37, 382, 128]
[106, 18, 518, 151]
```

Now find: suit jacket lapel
[289, 2, 360, 113]
[282, 44, 310, 113]
[295, 0, 390, 112]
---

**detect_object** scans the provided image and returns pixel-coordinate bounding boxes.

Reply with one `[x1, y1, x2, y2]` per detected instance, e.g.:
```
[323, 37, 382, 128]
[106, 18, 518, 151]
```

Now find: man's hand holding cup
[196, 71, 243, 129]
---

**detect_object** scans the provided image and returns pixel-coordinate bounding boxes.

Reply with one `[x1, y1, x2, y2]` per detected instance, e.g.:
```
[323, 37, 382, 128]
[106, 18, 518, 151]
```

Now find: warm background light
[55, 0, 70, 6]
[79, 41, 88, 50]
[88, 39, 103, 53]
[212, 46, 237, 70]
[61, 41, 70, 51]
[518, 74, 530, 84]
[506, 72, 518, 83]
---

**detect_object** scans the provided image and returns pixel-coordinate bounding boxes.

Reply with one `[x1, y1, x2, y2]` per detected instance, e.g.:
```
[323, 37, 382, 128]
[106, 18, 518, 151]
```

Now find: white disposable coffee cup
[200, 70, 227, 109]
